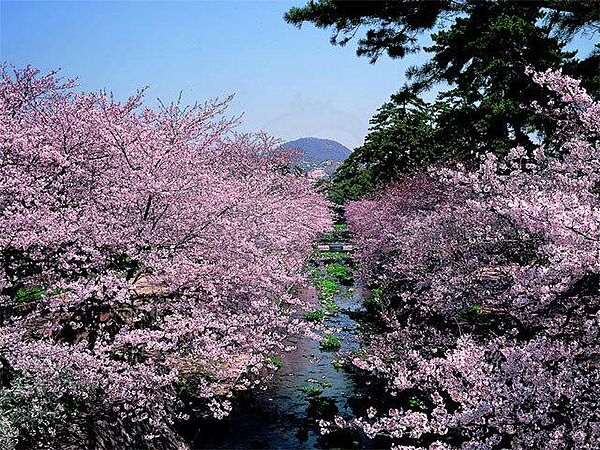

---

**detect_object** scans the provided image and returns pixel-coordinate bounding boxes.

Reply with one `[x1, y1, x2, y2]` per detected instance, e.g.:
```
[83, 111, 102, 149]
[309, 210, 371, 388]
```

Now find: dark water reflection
[186, 271, 391, 450]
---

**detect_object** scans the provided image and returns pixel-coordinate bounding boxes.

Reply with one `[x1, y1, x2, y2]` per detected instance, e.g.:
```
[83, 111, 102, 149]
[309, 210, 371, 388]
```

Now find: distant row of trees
[285, 0, 600, 201]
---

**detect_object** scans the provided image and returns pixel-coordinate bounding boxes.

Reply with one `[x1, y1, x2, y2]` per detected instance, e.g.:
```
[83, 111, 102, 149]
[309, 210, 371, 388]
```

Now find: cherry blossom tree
[341, 70, 600, 449]
[0, 66, 331, 448]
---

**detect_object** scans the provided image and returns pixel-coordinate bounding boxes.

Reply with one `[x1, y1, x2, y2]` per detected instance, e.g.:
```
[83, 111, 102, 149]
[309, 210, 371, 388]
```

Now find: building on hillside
[307, 168, 328, 180]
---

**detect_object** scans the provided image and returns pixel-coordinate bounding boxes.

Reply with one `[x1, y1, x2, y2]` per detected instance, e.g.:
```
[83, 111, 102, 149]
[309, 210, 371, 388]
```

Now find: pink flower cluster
[343, 70, 600, 449]
[0, 66, 331, 448]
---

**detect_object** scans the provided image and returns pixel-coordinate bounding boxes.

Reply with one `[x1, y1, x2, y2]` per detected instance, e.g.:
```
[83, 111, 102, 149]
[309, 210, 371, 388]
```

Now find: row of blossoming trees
[0, 67, 331, 448]
[342, 70, 599, 449]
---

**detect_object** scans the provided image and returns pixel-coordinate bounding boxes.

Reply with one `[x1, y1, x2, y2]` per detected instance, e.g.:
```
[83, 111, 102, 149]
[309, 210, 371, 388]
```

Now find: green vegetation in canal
[320, 333, 341, 352]
[301, 378, 335, 397]
[341, 287, 355, 299]
[300, 385, 323, 397]
[321, 298, 340, 313]
[331, 359, 344, 370]
[333, 223, 348, 232]
[319, 231, 335, 242]
[317, 278, 339, 296]
[459, 305, 502, 326]
[408, 395, 422, 411]
[460, 305, 482, 318]
[319, 251, 346, 262]
[364, 287, 383, 311]
[308, 264, 322, 281]
[304, 309, 326, 322]
[307, 378, 333, 389]
[326, 262, 352, 283]
[307, 396, 338, 419]
[266, 355, 283, 369]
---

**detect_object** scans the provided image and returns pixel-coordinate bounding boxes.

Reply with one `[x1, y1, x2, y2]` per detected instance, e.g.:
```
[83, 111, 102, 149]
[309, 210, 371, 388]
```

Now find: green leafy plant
[319, 251, 345, 261]
[304, 309, 326, 321]
[300, 385, 323, 397]
[371, 288, 382, 300]
[321, 298, 340, 313]
[306, 396, 338, 418]
[341, 287, 355, 298]
[333, 223, 348, 232]
[14, 286, 45, 304]
[319, 334, 341, 352]
[266, 355, 283, 369]
[316, 278, 339, 296]
[459, 305, 501, 325]
[326, 262, 352, 283]
[306, 378, 332, 388]
[408, 396, 422, 410]
[462, 305, 482, 315]
[308, 265, 322, 281]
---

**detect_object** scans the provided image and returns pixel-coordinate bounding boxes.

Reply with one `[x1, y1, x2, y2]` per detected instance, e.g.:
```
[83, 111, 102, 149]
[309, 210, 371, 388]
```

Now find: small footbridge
[316, 242, 356, 252]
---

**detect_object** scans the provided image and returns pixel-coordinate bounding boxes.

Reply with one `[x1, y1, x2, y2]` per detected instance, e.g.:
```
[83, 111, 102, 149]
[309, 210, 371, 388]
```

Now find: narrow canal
[188, 236, 390, 449]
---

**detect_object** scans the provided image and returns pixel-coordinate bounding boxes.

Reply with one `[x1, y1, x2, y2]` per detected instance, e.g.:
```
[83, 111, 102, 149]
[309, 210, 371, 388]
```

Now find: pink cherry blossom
[0, 66, 331, 448]
[344, 69, 600, 449]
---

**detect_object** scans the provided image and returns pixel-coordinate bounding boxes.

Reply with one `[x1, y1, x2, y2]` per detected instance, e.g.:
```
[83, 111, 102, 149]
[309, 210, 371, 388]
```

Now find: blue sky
[1, 1, 596, 149]
[2, 0, 421, 149]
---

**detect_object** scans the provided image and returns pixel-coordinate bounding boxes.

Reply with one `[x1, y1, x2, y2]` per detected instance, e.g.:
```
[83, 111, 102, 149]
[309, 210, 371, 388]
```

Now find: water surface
[188, 258, 389, 450]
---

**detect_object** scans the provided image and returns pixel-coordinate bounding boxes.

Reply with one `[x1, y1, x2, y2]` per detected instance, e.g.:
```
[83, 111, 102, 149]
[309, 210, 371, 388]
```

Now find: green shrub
[459, 305, 500, 325]
[306, 378, 332, 388]
[319, 251, 345, 261]
[408, 396, 422, 410]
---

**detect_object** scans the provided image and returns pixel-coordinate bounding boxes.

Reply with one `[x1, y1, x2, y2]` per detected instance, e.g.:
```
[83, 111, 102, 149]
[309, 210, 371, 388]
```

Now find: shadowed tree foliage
[286, 0, 600, 202]
[416, 2, 571, 155]
[286, 0, 450, 62]
[285, 0, 600, 64]
[328, 93, 440, 203]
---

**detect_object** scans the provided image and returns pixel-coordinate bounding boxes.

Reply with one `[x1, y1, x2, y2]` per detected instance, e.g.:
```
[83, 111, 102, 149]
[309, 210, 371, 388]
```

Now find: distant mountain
[282, 137, 351, 165]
